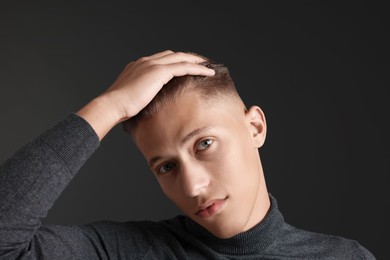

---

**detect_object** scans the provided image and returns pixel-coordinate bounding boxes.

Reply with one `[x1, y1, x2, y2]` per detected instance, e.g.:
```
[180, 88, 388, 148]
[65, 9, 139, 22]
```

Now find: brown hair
[122, 52, 244, 138]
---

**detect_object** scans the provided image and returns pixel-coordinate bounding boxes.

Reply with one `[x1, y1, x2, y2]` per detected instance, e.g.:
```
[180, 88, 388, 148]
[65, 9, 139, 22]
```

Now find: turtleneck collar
[184, 193, 285, 255]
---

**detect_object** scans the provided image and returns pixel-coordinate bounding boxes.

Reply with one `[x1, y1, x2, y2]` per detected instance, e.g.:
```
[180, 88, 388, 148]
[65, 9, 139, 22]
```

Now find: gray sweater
[0, 113, 376, 259]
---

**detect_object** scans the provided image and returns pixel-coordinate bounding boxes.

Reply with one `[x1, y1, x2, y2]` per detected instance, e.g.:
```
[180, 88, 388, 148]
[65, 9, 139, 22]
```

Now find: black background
[0, 1, 388, 259]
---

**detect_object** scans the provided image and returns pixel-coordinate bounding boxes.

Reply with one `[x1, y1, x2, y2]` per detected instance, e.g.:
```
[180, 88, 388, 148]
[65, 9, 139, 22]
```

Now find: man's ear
[245, 106, 267, 148]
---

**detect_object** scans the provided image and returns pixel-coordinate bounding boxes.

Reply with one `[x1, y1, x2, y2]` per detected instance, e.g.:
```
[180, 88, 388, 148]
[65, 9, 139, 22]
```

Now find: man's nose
[179, 161, 210, 197]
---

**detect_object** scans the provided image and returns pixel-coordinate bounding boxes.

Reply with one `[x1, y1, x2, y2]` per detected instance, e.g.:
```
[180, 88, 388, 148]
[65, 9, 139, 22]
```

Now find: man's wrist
[76, 93, 124, 141]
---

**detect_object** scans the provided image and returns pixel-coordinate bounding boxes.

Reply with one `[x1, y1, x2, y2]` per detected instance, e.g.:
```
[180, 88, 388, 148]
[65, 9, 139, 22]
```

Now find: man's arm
[0, 50, 214, 259]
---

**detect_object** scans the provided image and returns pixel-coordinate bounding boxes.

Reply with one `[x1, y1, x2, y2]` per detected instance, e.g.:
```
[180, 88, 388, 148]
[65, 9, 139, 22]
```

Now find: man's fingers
[143, 50, 174, 60]
[150, 51, 207, 66]
[164, 62, 215, 78]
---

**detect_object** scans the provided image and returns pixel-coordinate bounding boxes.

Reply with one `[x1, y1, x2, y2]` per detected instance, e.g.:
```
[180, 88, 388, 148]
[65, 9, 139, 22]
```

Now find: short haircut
[122, 52, 244, 138]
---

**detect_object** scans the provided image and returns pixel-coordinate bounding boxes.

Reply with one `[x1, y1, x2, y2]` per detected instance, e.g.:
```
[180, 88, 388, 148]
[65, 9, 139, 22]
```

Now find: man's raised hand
[76, 50, 215, 140]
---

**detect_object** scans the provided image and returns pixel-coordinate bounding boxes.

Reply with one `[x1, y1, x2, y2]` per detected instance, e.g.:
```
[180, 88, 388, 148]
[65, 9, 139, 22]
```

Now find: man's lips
[195, 197, 227, 218]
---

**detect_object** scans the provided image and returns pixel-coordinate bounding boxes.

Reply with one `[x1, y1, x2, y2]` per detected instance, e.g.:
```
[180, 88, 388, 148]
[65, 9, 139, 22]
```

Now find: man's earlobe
[246, 106, 267, 148]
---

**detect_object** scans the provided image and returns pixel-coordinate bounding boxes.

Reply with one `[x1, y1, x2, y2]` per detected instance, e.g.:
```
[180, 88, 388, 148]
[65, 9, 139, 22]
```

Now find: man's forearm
[0, 114, 99, 255]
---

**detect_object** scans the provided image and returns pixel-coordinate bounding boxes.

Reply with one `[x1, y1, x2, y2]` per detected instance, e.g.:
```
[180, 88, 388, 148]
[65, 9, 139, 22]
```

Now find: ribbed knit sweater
[0, 113, 376, 259]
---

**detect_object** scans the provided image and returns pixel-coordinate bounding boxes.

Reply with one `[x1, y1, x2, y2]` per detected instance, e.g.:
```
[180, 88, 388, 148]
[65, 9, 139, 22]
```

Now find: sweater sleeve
[0, 113, 100, 259]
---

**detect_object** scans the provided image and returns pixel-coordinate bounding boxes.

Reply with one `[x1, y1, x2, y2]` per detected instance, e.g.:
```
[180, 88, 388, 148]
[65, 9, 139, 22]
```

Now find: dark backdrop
[0, 1, 388, 259]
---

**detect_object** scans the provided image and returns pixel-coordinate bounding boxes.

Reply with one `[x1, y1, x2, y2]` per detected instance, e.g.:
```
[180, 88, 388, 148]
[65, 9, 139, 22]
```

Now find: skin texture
[134, 91, 271, 238]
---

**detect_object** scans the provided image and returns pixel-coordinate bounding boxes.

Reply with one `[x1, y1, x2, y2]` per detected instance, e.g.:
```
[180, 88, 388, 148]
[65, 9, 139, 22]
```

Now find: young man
[0, 50, 375, 259]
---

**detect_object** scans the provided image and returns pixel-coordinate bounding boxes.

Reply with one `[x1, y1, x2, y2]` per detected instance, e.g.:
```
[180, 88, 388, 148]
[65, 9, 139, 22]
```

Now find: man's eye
[196, 139, 213, 151]
[158, 162, 176, 174]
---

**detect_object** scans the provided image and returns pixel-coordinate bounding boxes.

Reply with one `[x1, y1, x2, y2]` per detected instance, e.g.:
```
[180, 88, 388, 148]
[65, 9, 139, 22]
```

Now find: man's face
[134, 90, 267, 238]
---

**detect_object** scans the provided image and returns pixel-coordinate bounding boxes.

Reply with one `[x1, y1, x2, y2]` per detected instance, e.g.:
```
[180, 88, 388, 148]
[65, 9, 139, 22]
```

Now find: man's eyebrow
[181, 126, 214, 145]
[148, 156, 162, 169]
[148, 126, 214, 169]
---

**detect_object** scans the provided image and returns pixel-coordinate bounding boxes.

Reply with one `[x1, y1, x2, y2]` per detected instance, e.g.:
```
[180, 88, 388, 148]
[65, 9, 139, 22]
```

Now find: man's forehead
[134, 117, 218, 149]
[133, 91, 245, 145]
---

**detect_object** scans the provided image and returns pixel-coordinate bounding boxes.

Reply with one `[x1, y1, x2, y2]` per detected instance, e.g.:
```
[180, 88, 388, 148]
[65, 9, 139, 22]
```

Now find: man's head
[122, 52, 269, 238]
